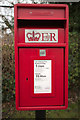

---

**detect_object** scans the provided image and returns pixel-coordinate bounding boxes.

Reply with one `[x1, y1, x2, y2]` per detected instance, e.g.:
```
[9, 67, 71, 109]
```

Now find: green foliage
[69, 2, 80, 32]
[46, 102, 78, 118]
[68, 32, 79, 90]
[2, 45, 15, 102]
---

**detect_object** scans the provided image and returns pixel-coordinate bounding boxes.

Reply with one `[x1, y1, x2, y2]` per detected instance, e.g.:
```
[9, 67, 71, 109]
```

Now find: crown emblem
[26, 31, 41, 41]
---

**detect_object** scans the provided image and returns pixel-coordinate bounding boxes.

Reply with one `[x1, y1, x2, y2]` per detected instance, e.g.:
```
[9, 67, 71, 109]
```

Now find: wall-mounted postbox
[14, 4, 69, 110]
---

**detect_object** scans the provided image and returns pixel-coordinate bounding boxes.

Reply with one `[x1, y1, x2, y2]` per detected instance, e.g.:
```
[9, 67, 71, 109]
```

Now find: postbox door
[19, 47, 64, 107]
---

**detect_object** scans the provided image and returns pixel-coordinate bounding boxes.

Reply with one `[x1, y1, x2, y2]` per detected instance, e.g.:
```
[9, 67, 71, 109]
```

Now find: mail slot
[14, 4, 69, 110]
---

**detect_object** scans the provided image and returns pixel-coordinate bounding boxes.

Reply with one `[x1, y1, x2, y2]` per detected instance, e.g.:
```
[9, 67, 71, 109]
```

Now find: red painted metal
[18, 28, 65, 43]
[14, 4, 69, 110]
[18, 8, 65, 19]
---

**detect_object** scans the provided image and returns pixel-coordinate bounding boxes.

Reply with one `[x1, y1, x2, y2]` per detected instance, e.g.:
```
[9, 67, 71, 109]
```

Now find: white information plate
[34, 60, 52, 94]
[25, 29, 58, 43]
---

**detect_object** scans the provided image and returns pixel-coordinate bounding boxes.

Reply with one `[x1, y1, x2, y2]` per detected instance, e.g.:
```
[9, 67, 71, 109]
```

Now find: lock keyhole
[26, 78, 28, 81]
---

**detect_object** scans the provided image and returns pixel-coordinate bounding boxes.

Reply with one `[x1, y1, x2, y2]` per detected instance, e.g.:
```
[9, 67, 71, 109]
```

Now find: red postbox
[14, 4, 69, 110]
